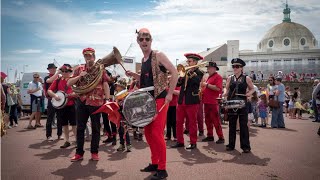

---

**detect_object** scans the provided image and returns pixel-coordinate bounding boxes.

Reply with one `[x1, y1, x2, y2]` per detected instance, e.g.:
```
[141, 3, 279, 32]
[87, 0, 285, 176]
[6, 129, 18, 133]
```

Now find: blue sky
[1, 0, 320, 82]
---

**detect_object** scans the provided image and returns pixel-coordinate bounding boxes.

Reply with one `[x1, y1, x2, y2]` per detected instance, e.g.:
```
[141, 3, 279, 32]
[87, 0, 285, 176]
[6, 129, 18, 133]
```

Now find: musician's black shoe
[198, 131, 204, 136]
[133, 131, 138, 140]
[102, 137, 113, 143]
[138, 134, 143, 141]
[183, 130, 189, 135]
[60, 141, 71, 148]
[242, 149, 251, 153]
[140, 164, 158, 172]
[112, 136, 117, 145]
[226, 145, 234, 151]
[186, 144, 197, 150]
[216, 138, 225, 144]
[151, 170, 168, 180]
[170, 142, 184, 148]
[318, 128, 320, 136]
[202, 137, 214, 142]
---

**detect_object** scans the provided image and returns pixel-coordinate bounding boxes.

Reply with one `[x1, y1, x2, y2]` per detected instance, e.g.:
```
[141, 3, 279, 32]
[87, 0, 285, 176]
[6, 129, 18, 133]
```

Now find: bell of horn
[100, 47, 123, 67]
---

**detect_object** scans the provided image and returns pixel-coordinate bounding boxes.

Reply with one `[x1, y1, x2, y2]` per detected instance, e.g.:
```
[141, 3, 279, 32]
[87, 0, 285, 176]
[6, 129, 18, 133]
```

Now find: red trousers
[204, 104, 224, 138]
[185, 103, 204, 132]
[144, 98, 168, 170]
[177, 104, 199, 144]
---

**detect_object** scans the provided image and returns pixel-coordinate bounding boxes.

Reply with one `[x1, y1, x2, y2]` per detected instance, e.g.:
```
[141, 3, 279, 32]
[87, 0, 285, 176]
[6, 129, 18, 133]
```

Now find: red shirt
[169, 87, 180, 106]
[73, 64, 109, 106]
[49, 77, 74, 106]
[202, 73, 223, 105]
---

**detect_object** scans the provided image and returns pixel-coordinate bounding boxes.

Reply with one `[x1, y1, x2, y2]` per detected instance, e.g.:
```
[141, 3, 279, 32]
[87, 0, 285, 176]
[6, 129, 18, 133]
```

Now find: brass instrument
[177, 61, 207, 77]
[72, 47, 126, 94]
[177, 62, 207, 91]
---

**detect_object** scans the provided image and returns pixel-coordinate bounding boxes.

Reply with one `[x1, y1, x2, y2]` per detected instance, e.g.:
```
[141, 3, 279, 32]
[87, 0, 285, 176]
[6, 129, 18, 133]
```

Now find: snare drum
[51, 91, 68, 109]
[221, 100, 246, 109]
[122, 91, 156, 127]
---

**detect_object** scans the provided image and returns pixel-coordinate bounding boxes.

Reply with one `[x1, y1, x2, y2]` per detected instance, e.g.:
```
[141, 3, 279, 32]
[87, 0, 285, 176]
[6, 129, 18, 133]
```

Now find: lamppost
[176, 59, 179, 66]
[23, 65, 29, 74]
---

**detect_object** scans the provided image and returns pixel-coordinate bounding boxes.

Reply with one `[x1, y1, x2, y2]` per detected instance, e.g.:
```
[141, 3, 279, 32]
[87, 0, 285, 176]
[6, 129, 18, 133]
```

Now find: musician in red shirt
[68, 48, 110, 161]
[48, 64, 77, 149]
[201, 62, 225, 144]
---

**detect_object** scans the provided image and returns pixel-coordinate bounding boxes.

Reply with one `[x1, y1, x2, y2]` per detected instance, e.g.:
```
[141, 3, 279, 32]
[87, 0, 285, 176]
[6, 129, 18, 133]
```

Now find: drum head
[122, 91, 156, 127]
[52, 91, 68, 109]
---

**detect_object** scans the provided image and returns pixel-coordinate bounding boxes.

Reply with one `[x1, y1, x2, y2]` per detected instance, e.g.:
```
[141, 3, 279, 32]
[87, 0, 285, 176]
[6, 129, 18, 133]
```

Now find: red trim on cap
[184, 53, 203, 61]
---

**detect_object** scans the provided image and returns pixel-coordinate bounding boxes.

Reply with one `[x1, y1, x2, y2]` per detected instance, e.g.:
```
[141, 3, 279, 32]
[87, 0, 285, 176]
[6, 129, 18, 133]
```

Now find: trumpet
[177, 61, 207, 77]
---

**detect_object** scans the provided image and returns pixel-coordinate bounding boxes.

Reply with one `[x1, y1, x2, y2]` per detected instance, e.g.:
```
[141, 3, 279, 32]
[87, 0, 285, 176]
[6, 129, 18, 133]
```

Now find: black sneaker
[60, 141, 71, 148]
[226, 145, 234, 151]
[216, 138, 225, 144]
[185, 144, 197, 150]
[140, 164, 158, 172]
[151, 170, 168, 180]
[183, 130, 189, 135]
[243, 149, 251, 153]
[102, 137, 113, 143]
[170, 142, 184, 148]
[198, 131, 204, 136]
[317, 128, 320, 136]
[112, 136, 117, 145]
[202, 137, 214, 142]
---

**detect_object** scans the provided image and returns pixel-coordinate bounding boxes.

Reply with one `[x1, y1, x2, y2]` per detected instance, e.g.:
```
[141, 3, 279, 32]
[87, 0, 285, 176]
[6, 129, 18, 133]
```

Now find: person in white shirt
[27, 73, 44, 129]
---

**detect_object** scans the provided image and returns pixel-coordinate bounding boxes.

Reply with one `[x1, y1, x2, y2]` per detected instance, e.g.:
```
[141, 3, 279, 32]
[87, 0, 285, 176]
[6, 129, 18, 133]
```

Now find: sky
[1, 0, 320, 82]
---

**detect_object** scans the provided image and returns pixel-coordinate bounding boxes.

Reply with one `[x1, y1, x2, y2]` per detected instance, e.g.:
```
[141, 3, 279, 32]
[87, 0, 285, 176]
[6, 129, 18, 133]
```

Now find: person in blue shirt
[271, 76, 285, 128]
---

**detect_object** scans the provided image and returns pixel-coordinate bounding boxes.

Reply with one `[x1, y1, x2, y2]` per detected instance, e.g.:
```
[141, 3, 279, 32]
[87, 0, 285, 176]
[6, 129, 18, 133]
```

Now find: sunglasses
[232, 65, 242, 69]
[61, 70, 69, 73]
[138, 37, 151, 42]
[33, 76, 39, 78]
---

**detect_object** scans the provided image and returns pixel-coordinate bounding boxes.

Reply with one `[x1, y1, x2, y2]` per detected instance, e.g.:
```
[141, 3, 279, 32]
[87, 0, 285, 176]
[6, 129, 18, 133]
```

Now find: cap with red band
[82, 47, 95, 55]
[184, 53, 203, 61]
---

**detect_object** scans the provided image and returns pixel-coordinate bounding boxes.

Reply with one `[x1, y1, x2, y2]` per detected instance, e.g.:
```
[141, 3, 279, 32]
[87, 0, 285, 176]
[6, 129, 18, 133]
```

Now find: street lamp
[176, 59, 179, 66]
[23, 65, 29, 74]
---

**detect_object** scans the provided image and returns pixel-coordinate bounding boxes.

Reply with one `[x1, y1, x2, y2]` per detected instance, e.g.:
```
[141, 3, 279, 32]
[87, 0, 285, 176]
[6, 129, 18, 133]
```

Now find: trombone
[177, 61, 207, 77]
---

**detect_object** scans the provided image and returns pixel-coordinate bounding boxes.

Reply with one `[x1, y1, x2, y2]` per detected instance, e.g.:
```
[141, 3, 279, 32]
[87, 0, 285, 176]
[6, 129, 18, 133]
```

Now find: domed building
[226, 2, 320, 79]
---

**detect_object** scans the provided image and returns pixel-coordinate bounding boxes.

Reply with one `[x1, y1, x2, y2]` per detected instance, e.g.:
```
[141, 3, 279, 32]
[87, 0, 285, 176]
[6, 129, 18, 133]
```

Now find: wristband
[206, 83, 209, 88]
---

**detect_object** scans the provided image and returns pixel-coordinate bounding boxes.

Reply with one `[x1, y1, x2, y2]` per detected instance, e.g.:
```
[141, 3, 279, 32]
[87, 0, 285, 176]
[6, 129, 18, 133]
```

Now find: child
[258, 94, 268, 127]
[115, 78, 131, 152]
[251, 92, 259, 126]
[288, 95, 295, 119]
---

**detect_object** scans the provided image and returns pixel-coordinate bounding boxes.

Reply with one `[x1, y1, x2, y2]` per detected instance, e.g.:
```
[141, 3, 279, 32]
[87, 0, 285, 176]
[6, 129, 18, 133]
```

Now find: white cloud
[13, 49, 42, 54]
[96, 10, 117, 15]
[2, 0, 320, 76]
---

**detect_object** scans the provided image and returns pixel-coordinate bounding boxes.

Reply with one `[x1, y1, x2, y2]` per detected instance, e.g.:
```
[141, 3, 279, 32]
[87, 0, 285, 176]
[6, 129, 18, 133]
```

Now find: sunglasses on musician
[138, 37, 151, 42]
[61, 70, 70, 73]
[232, 65, 242, 69]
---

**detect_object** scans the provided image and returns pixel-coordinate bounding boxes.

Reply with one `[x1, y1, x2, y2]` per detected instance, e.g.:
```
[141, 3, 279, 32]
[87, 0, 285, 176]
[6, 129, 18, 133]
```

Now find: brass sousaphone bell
[72, 47, 126, 94]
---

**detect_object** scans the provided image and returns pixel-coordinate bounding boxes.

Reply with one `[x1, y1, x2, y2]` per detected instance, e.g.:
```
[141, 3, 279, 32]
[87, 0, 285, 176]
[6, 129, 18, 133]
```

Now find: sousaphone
[72, 47, 126, 94]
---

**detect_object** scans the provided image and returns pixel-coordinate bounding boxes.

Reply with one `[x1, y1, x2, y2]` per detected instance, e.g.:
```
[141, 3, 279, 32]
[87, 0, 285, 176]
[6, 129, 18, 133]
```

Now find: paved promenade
[1, 116, 320, 180]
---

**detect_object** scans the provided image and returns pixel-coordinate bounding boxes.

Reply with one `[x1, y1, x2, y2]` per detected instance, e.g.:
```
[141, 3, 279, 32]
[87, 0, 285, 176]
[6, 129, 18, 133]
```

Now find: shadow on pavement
[29, 140, 59, 150]
[249, 127, 260, 137]
[222, 152, 271, 166]
[51, 161, 117, 180]
[35, 147, 75, 160]
[177, 147, 220, 166]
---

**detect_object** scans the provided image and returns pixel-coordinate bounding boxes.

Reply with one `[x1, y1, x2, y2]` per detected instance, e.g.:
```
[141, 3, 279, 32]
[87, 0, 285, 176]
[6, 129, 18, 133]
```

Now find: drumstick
[119, 63, 128, 72]
[235, 93, 247, 97]
[158, 103, 167, 113]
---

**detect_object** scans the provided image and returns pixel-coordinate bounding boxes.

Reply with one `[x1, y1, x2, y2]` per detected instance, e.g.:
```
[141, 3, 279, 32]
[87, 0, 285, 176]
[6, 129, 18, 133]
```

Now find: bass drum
[51, 91, 68, 109]
[122, 91, 156, 127]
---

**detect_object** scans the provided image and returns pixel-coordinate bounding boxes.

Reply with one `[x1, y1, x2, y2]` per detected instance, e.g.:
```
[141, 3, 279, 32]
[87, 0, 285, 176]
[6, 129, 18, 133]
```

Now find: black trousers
[102, 113, 117, 136]
[46, 101, 62, 138]
[166, 106, 176, 138]
[9, 104, 18, 125]
[76, 100, 101, 155]
[228, 107, 251, 150]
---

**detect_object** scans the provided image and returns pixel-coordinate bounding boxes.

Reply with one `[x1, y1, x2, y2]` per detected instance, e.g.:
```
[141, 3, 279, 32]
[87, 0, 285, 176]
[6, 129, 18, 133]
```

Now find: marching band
[4, 28, 256, 180]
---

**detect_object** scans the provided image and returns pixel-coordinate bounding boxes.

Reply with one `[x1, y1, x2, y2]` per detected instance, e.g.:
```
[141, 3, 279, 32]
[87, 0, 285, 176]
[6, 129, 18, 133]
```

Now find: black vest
[228, 74, 247, 101]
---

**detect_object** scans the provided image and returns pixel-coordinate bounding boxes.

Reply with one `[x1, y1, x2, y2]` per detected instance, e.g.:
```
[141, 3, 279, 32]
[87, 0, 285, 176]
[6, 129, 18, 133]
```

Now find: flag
[92, 102, 121, 127]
